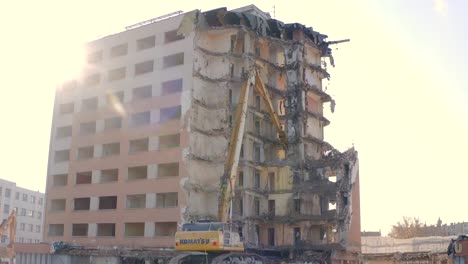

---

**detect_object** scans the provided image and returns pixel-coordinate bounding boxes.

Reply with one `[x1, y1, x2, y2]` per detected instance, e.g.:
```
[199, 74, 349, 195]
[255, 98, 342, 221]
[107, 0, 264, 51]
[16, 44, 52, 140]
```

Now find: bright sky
[1, 0, 466, 235]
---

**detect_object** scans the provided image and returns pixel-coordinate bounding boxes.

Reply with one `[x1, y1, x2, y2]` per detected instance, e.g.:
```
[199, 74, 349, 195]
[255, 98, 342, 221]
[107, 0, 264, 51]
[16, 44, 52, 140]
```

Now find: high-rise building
[0, 179, 44, 244]
[45, 5, 360, 262]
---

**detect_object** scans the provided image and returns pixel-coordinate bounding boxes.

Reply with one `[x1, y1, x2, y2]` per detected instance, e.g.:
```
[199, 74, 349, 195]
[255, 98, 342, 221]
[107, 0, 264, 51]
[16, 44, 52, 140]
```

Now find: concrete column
[152, 85, 161, 97]
[151, 109, 160, 123]
[149, 136, 159, 151]
[96, 119, 104, 133]
[90, 197, 99, 211]
[144, 221, 154, 237]
[88, 223, 97, 237]
[146, 193, 156, 208]
[94, 144, 102, 158]
[122, 89, 130, 103]
[148, 164, 158, 179]
[154, 57, 163, 71]
[97, 95, 106, 108]
[92, 170, 101, 184]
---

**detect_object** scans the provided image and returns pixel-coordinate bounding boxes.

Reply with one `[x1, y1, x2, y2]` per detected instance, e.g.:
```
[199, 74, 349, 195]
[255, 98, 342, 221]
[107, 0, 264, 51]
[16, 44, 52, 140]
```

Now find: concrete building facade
[0, 178, 44, 244]
[45, 5, 360, 262]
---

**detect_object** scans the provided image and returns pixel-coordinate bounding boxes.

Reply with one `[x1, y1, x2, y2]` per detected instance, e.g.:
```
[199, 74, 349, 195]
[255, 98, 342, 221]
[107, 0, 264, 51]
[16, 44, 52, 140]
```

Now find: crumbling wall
[178, 7, 360, 261]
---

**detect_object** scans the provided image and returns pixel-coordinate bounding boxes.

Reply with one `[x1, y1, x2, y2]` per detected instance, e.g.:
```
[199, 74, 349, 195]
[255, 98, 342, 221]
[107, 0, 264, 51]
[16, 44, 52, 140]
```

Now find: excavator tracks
[212, 253, 265, 264]
[169, 252, 265, 264]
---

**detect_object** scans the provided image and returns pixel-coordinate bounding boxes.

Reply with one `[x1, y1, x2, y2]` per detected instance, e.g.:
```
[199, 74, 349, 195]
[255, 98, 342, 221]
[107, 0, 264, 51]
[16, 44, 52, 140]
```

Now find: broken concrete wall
[178, 7, 360, 261]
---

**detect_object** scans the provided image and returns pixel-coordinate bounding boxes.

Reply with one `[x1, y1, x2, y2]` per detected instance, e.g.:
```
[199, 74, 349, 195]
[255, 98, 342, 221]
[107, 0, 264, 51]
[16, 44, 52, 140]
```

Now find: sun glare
[53, 42, 86, 87]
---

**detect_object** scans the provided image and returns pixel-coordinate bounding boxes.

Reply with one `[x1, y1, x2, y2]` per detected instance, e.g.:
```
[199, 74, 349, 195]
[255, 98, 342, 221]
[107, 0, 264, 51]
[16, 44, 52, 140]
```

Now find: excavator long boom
[217, 68, 287, 222]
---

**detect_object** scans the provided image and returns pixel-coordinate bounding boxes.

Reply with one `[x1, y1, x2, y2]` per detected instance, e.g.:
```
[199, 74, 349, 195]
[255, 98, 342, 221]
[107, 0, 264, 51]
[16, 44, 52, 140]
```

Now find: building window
[77, 146, 94, 160]
[20, 208, 26, 216]
[54, 150, 70, 163]
[254, 199, 260, 216]
[104, 117, 122, 131]
[158, 163, 179, 177]
[22, 193, 28, 201]
[58, 102, 74, 115]
[160, 105, 181, 123]
[100, 169, 118, 183]
[164, 30, 184, 43]
[137, 35, 156, 50]
[294, 199, 301, 213]
[130, 111, 151, 127]
[135, 60, 154, 75]
[38, 198, 43, 205]
[268, 172, 275, 191]
[239, 199, 243, 216]
[3, 204, 9, 214]
[74, 198, 90, 210]
[79, 121, 96, 135]
[238, 171, 243, 187]
[125, 223, 145, 236]
[15, 192, 20, 200]
[128, 166, 147, 180]
[97, 223, 115, 237]
[87, 50, 103, 64]
[107, 90, 124, 105]
[268, 228, 275, 246]
[28, 224, 33, 232]
[56, 126, 72, 139]
[20, 223, 25, 231]
[53, 174, 68, 186]
[161, 78, 183, 95]
[163, 52, 184, 68]
[102, 142, 120, 157]
[155, 222, 177, 236]
[254, 171, 260, 188]
[37, 212, 42, 219]
[126, 194, 146, 209]
[48, 224, 64, 236]
[98, 196, 117, 210]
[268, 200, 275, 215]
[84, 73, 101, 87]
[72, 224, 88, 236]
[27, 210, 34, 217]
[132, 85, 152, 100]
[155, 192, 178, 208]
[36, 225, 41, 233]
[50, 199, 66, 212]
[159, 134, 180, 150]
[30, 195, 36, 204]
[129, 138, 149, 154]
[110, 43, 128, 57]
[5, 189, 10, 198]
[75, 170, 92, 184]
[254, 143, 261, 162]
[108, 67, 126, 81]
[81, 97, 98, 111]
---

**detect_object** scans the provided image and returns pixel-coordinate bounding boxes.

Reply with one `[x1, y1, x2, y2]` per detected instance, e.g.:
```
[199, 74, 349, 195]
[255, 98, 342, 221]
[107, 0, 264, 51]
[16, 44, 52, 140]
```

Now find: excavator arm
[0, 210, 16, 260]
[174, 66, 288, 254]
[217, 67, 287, 223]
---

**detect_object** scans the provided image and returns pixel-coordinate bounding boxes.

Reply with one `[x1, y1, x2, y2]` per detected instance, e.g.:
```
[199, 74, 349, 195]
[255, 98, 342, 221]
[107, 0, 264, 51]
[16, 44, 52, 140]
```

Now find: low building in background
[0, 178, 44, 244]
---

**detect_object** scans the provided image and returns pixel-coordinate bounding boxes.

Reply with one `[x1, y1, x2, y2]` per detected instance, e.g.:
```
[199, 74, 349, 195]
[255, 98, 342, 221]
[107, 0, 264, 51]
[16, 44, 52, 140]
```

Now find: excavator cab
[175, 222, 243, 252]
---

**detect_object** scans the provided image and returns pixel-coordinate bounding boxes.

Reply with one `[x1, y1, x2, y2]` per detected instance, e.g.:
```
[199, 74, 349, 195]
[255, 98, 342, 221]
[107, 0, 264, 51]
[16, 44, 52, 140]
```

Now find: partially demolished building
[45, 4, 360, 263]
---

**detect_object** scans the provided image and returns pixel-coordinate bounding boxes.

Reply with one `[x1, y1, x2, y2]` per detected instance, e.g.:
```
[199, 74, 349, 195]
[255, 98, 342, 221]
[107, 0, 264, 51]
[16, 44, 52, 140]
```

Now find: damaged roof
[178, 6, 333, 56]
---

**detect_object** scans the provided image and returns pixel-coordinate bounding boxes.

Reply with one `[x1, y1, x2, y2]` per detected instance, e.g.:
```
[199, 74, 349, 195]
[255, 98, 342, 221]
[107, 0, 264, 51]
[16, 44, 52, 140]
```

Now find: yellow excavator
[173, 67, 287, 263]
[0, 210, 17, 264]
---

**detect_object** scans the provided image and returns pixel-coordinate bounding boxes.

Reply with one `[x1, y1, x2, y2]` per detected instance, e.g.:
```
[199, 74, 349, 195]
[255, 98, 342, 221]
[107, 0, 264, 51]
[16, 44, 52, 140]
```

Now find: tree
[389, 216, 425, 239]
